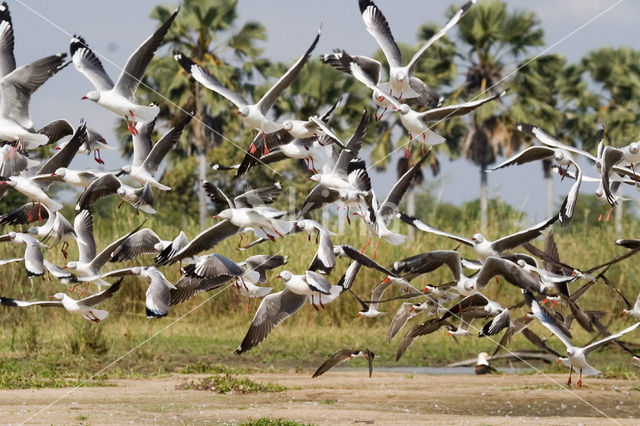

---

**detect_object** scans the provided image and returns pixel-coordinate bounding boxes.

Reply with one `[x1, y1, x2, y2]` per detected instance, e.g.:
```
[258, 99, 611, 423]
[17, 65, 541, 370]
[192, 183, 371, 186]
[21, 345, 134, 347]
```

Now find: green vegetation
[238, 419, 312, 426]
[176, 373, 286, 393]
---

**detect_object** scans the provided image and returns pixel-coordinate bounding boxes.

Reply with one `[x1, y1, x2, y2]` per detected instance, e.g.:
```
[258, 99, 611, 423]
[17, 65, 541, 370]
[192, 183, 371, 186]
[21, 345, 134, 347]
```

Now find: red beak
[212, 215, 220, 219]
[49, 295, 56, 299]
[236, 110, 242, 115]
[556, 358, 562, 364]
[50, 173, 56, 176]
[277, 274, 282, 279]
[382, 277, 391, 284]
[81, 96, 88, 100]
[409, 306, 415, 312]
[356, 312, 362, 317]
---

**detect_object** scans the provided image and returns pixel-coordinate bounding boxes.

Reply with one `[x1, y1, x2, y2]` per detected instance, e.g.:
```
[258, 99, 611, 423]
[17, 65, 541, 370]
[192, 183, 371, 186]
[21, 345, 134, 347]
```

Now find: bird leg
[406, 135, 412, 159]
[319, 295, 326, 310]
[311, 295, 319, 311]
[262, 227, 276, 241]
[237, 235, 244, 249]
[241, 277, 248, 291]
[247, 299, 251, 313]
[28, 201, 35, 221]
[37, 203, 42, 222]
[94, 149, 105, 165]
[117, 200, 125, 209]
[129, 111, 138, 135]
[606, 206, 613, 222]
[271, 223, 284, 238]
[88, 311, 100, 323]
[78, 282, 90, 297]
[577, 368, 583, 388]
[61, 241, 69, 259]
[373, 238, 382, 259]
[598, 205, 605, 222]
[633, 163, 639, 183]
[360, 236, 372, 254]
[345, 205, 351, 225]
[125, 115, 135, 135]
[567, 366, 572, 386]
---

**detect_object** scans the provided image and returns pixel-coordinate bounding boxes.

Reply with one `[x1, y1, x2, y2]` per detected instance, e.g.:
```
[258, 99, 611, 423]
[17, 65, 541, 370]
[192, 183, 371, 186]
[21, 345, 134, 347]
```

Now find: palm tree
[134, 0, 269, 227]
[452, 0, 544, 230]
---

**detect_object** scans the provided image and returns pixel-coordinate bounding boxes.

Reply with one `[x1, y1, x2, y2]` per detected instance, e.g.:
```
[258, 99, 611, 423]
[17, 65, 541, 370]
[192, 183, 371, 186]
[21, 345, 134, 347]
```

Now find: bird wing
[132, 117, 156, 167]
[141, 112, 193, 175]
[38, 122, 88, 175]
[234, 182, 282, 208]
[191, 254, 244, 279]
[0, 3, 16, 79]
[79, 277, 124, 306]
[601, 146, 625, 205]
[491, 215, 558, 253]
[256, 26, 321, 115]
[559, 161, 582, 224]
[161, 220, 240, 265]
[110, 228, 161, 263]
[330, 113, 369, 178]
[146, 277, 171, 318]
[521, 328, 563, 358]
[24, 241, 45, 277]
[76, 173, 121, 212]
[583, 322, 640, 356]
[296, 184, 339, 219]
[476, 256, 539, 292]
[43, 259, 76, 281]
[245, 255, 288, 274]
[202, 180, 235, 209]
[440, 294, 489, 320]
[74, 209, 97, 264]
[70, 36, 114, 91]
[235, 289, 308, 354]
[525, 291, 573, 350]
[38, 119, 74, 147]
[490, 146, 556, 170]
[339, 244, 395, 277]
[0, 53, 67, 129]
[113, 9, 178, 100]
[0, 297, 62, 308]
[418, 91, 505, 122]
[397, 213, 473, 246]
[517, 123, 598, 162]
[407, 0, 475, 73]
[479, 309, 510, 337]
[0, 202, 50, 225]
[89, 221, 145, 273]
[379, 150, 430, 224]
[359, 0, 402, 67]
[311, 349, 355, 378]
[322, 50, 382, 84]
[392, 250, 462, 282]
[336, 261, 362, 292]
[170, 275, 230, 305]
[174, 52, 247, 108]
[233, 129, 292, 178]
[305, 270, 332, 295]
[387, 303, 416, 343]
[396, 319, 452, 361]
[634, 291, 640, 312]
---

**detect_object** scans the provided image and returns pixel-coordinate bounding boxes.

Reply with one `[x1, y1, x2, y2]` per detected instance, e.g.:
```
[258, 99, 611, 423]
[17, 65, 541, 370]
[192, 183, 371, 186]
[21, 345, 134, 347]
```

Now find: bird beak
[446, 332, 451, 337]
[62, 266, 67, 270]
[383, 277, 391, 284]
[623, 310, 626, 315]
[349, 355, 354, 359]
[356, 312, 361, 317]
[212, 215, 220, 219]
[49, 295, 56, 299]
[571, 270, 578, 276]
[276, 274, 282, 279]
[236, 110, 242, 115]
[81, 96, 88, 100]
[524, 314, 530, 319]
[556, 358, 562, 364]
[541, 297, 549, 305]
[0, 182, 7, 185]
[409, 306, 415, 312]
[50, 173, 56, 176]
[377, 96, 385, 102]
[306, 177, 312, 181]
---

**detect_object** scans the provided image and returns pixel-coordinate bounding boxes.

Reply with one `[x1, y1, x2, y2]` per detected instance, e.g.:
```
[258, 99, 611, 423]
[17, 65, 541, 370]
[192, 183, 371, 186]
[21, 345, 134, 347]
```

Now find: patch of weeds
[502, 383, 564, 391]
[320, 399, 337, 404]
[179, 361, 251, 375]
[176, 374, 286, 394]
[239, 419, 312, 426]
[629, 385, 640, 391]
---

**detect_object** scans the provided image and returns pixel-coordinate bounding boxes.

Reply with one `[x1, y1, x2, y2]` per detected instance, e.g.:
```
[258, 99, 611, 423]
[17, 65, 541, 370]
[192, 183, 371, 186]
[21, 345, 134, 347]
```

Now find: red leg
[373, 238, 381, 259]
[606, 207, 613, 222]
[319, 296, 325, 310]
[577, 368, 583, 388]
[38, 203, 42, 222]
[117, 201, 124, 209]
[360, 236, 373, 253]
[28, 201, 35, 222]
[567, 366, 572, 386]
[271, 224, 284, 238]
[129, 111, 138, 136]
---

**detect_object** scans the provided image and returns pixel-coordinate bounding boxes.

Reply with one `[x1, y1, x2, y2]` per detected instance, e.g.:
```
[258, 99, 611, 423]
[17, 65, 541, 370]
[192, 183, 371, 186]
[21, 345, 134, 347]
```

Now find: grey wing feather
[312, 349, 354, 378]
[76, 174, 121, 211]
[38, 119, 74, 146]
[583, 322, 640, 355]
[70, 35, 114, 91]
[396, 319, 451, 361]
[132, 117, 156, 167]
[305, 270, 332, 295]
[38, 121, 88, 175]
[0, 4, 16, 79]
[24, 242, 45, 277]
[359, 0, 402, 67]
[89, 221, 146, 272]
[146, 278, 171, 318]
[234, 183, 282, 208]
[491, 215, 558, 253]
[174, 51, 247, 107]
[114, 9, 178, 100]
[161, 220, 240, 265]
[379, 151, 429, 224]
[141, 112, 193, 174]
[110, 228, 161, 262]
[235, 289, 308, 354]
[387, 303, 416, 343]
[74, 209, 97, 264]
[296, 184, 339, 219]
[490, 146, 556, 170]
[601, 146, 625, 205]
[79, 277, 124, 306]
[170, 275, 230, 305]
[418, 91, 504, 122]
[398, 213, 473, 246]
[0, 203, 49, 225]
[256, 26, 320, 114]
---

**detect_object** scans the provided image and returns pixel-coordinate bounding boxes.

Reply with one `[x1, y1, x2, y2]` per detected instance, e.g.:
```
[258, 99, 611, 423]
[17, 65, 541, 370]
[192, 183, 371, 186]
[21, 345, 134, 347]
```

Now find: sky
[6, 0, 640, 223]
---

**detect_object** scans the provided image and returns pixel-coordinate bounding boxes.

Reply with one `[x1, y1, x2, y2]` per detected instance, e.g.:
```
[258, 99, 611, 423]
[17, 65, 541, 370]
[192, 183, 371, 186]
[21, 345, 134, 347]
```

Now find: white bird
[69, 9, 179, 134]
[0, 277, 123, 322]
[175, 25, 320, 157]
[277, 270, 336, 309]
[0, 231, 47, 277]
[0, 175, 63, 214]
[622, 291, 640, 320]
[118, 112, 192, 190]
[527, 291, 640, 387]
[76, 173, 156, 214]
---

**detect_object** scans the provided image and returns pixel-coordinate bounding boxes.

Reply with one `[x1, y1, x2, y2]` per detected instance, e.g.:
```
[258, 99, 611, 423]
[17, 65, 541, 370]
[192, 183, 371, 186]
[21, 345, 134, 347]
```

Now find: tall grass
[0, 191, 639, 385]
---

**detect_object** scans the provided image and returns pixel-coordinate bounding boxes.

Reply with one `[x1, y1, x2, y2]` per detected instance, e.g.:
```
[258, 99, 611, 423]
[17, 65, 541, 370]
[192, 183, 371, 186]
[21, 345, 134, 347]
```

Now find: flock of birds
[0, 0, 640, 386]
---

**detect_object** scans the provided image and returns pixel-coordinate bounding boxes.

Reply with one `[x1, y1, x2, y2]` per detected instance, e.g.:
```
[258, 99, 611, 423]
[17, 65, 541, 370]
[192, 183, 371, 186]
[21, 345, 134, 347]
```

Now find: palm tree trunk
[480, 166, 488, 232]
[195, 82, 207, 229]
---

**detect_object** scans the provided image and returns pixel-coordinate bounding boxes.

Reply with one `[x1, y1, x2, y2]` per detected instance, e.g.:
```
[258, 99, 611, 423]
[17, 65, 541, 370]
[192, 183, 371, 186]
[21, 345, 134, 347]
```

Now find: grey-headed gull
[175, 25, 320, 156]
[0, 145, 39, 178]
[0, 277, 123, 322]
[474, 352, 494, 374]
[526, 290, 640, 387]
[601, 143, 640, 205]
[109, 228, 164, 263]
[277, 270, 336, 310]
[358, 0, 474, 104]
[154, 231, 189, 265]
[440, 294, 504, 336]
[56, 125, 115, 165]
[75, 173, 156, 214]
[0, 175, 63, 214]
[117, 112, 193, 190]
[70, 8, 179, 134]
[622, 290, 640, 320]
[399, 212, 557, 263]
[311, 348, 374, 378]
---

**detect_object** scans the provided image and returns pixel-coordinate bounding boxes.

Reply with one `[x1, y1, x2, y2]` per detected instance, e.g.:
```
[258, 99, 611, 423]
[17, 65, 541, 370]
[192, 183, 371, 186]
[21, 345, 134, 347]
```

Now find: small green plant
[175, 374, 286, 394]
[239, 419, 311, 426]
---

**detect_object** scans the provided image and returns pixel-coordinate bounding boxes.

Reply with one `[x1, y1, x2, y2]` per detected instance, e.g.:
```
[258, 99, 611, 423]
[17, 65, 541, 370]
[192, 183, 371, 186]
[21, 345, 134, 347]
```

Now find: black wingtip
[146, 307, 167, 318]
[69, 35, 89, 56]
[358, 0, 375, 14]
[0, 297, 17, 306]
[174, 51, 195, 73]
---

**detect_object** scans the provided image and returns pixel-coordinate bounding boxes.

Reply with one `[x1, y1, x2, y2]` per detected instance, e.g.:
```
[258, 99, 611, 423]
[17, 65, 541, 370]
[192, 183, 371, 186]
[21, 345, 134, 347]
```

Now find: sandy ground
[1, 371, 639, 425]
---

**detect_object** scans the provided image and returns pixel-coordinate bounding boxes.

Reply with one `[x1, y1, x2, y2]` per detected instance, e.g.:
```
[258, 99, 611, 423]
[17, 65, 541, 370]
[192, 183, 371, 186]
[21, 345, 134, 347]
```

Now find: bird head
[237, 106, 249, 117]
[120, 165, 132, 175]
[53, 167, 67, 178]
[82, 91, 100, 102]
[49, 293, 64, 300]
[63, 261, 77, 270]
[308, 174, 321, 183]
[630, 142, 639, 154]
[282, 120, 293, 131]
[566, 348, 576, 357]
[277, 270, 292, 281]
[26, 227, 38, 236]
[471, 234, 484, 244]
[215, 210, 233, 220]
[553, 151, 566, 163]
[398, 104, 410, 115]
[394, 70, 406, 83]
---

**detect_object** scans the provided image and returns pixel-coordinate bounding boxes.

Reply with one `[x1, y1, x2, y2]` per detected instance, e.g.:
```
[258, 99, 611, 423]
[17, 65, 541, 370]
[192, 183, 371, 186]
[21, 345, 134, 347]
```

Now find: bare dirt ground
[1, 371, 639, 425]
